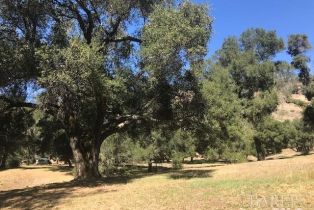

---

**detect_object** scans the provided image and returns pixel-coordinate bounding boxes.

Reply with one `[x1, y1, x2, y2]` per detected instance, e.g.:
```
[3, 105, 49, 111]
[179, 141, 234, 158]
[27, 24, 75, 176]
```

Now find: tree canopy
[0, 1, 313, 180]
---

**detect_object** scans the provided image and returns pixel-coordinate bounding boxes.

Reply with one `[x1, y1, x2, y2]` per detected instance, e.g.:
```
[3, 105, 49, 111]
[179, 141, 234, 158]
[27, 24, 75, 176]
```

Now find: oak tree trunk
[66, 159, 72, 167]
[0, 152, 7, 170]
[254, 138, 265, 161]
[148, 160, 153, 172]
[69, 137, 101, 180]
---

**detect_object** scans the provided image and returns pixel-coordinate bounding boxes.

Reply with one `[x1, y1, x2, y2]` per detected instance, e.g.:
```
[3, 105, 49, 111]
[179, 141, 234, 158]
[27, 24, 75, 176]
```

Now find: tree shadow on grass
[0, 184, 69, 210]
[183, 164, 224, 169]
[18, 165, 74, 176]
[47, 165, 74, 176]
[0, 179, 122, 210]
[168, 169, 215, 179]
[0, 165, 169, 209]
[183, 159, 207, 164]
[0, 165, 216, 209]
[101, 165, 172, 184]
[266, 152, 314, 161]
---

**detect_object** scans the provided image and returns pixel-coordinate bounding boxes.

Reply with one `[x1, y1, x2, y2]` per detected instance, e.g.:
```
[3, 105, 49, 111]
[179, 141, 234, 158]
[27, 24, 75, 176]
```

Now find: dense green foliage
[0, 1, 313, 179]
[287, 34, 312, 85]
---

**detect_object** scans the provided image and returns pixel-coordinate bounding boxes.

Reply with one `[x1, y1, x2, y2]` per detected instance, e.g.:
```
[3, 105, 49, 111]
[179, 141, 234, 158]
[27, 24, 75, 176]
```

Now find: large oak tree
[0, 0, 212, 179]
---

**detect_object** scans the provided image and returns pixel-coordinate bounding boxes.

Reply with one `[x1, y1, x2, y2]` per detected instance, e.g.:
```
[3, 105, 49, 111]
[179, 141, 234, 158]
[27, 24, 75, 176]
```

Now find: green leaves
[288, 34, 312, 85]
[201, 66, 253, 153]
[245, 90, 278, 124]
[217, 29, 281, 99]
[37, 40, 129, 136]
[287, 34, 312, 57]
[254, 118, 301, 156]
[230, 53, 276, 98]
[217, 36, 240, 67]
[239, 28, 284, 61]
[141, 2, 212, 78]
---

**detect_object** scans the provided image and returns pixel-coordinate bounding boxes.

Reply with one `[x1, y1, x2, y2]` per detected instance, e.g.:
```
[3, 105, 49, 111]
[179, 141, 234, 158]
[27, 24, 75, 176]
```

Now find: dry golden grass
[0, 165, 73, 191]
[1, 154, 314, 210]
[291, 94, 310, 104]
[271, 101, 303, 121]
[272, 92, 310, 122]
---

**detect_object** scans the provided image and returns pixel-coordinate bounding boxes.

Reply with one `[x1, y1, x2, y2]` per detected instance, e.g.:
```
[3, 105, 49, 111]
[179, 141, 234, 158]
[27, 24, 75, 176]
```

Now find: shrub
[295, 133, 314, 154]
[304, 82, 314, 101]
[255, 118, 298, 157]
[286, 97, 307, 107]
[221, 148, 246, 163]
[171, 152, 184, 169]
[7, 157, 20, 168]
[205, 148, 219, 162]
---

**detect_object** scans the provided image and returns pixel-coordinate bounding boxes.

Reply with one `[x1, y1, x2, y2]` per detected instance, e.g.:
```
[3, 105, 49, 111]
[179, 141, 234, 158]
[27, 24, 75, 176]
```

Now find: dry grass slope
[272, 93, 310, 122]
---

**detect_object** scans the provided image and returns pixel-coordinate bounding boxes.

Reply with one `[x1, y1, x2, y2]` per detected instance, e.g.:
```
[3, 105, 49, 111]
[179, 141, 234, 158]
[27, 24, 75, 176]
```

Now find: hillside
[272, 92, 310, 122]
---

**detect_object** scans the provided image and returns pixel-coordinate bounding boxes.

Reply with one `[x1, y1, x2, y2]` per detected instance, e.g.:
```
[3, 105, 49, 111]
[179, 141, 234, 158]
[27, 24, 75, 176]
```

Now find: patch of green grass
[286, 97, 308, 107]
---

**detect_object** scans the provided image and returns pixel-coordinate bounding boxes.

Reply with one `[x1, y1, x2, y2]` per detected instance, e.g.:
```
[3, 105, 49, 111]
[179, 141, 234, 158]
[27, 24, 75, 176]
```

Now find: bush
[286, 97, 307, 107]
[7, 157, 20, 168]
[304, 82, 314, 101]
[295, 133, 314, 154]
[205, 148, 219, 162]
[255, 118, 298, 157]
[171, 152, 184, 169]
[99, 157, 116, 176]
[99, 134, 136, 176]
[221, 149, 246, 163]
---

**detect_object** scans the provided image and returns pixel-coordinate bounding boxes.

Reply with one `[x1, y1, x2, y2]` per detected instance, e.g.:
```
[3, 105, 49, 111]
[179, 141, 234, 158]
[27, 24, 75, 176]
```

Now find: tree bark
[90, 139, 101, 178]
[69, 137, 101, 180]
[254, 138, 265, 161]
[66, 158, 72, 167]
[0, 152, 7, 170]
[148, 160, 153, 172]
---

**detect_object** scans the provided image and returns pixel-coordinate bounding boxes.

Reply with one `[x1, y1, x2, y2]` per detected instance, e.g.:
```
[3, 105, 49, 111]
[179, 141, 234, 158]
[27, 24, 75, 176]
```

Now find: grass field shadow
[0, 178, 124, 209]
[0, 165, 216, 209]
[266, 152, 314, 161]
[168, 169, 215, 179]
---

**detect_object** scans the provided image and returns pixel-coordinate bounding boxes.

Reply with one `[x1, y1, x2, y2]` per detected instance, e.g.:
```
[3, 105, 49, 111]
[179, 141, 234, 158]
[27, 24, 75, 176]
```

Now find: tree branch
[101, 114, 142, 140]
[105, 17, 122, 37]
[0, 96, 38, 109]
[0, 96, 60, 110]
[105, 36, 142, 44]
[98, 35, 142, 52]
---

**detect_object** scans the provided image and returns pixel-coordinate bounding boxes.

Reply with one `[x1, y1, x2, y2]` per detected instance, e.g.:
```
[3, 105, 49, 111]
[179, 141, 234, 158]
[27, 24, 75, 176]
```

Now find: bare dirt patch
[0, 165, 73, 191]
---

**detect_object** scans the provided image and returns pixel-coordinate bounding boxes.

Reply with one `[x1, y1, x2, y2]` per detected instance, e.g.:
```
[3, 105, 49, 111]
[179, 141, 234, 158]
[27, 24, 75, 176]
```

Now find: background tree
[0, 107, 34, 169]
[200, 66, 254, 162]
[274, 61, 297, 98]
[36, 113, 73, 166]
[239, 28, 284, 61]
[254, 118, 298, 158]
[214, 28, 283, 160]
[287, 34, 312, 86]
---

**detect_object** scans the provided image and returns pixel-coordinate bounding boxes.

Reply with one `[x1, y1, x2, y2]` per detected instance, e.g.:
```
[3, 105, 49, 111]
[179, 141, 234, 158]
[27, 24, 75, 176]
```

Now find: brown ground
[1, 153, 313, 210]
[0, 165, 73, 191]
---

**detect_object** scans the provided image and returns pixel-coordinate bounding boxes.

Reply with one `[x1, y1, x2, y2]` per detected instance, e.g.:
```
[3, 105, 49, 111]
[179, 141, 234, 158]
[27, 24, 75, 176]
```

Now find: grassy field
[1, 153, 314, 210]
